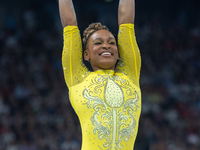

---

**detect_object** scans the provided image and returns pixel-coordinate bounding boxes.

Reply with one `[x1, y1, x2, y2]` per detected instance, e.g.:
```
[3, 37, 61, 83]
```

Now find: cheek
[89, 46, 99, 56]
[113, 46, 119, 54]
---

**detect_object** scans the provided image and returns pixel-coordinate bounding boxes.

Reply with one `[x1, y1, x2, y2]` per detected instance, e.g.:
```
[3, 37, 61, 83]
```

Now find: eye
[94, 42, 102, 45]
[109, 41, 116, 45]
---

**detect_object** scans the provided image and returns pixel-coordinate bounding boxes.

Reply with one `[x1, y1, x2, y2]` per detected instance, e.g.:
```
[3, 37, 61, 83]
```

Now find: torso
[69, 70, 141, 150]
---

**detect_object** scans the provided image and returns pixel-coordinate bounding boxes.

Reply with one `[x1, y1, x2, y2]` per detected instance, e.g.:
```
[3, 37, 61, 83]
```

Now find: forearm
[59, 0, 77, 27]
[118, 0, 135, 25]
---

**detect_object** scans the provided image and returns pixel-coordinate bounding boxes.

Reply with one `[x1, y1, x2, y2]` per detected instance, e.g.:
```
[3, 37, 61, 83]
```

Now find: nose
[102, 42, 110, 49]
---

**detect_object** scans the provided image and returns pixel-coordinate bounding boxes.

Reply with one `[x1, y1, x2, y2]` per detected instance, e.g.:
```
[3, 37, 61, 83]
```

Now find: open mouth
[101, 52, 112, 56]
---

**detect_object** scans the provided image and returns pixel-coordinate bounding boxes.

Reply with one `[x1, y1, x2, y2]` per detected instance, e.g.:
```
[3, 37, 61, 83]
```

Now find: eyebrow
[93, 37, 115, 41]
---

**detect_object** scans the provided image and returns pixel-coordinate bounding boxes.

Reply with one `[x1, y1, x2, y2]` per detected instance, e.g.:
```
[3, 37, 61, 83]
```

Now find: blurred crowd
[0, 0, 200, 150]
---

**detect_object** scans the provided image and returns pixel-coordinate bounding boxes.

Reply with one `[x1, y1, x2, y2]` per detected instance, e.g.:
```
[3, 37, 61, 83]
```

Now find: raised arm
[117, 0, 141, 87]
[118, 0, 135, 25]
[59, 0, 77, 27]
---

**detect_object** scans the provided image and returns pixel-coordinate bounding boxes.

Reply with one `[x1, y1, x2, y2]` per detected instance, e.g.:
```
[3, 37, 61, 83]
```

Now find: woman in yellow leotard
[59, 0, 141, 149]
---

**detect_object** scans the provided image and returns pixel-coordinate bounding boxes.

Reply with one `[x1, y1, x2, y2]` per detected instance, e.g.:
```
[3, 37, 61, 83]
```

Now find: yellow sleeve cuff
[119, 23, 134, 30]
[63, 25, 79, 33]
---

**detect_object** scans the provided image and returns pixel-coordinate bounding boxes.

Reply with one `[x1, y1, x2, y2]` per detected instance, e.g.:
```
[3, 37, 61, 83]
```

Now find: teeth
[101, 52, 111, 56]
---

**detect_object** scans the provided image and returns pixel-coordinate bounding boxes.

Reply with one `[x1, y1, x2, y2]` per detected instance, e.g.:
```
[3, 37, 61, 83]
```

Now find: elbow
[118, 18, 134, 26]
[118, 11, 134, 25]
[61, 17, 77, 28]
[118, 4, 135, 25]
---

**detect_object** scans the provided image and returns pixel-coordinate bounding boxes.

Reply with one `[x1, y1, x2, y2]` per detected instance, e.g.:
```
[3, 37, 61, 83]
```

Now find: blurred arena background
[0, 0, 200, 149]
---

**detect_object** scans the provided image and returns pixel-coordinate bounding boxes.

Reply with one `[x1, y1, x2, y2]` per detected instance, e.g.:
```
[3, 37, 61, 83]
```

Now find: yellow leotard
[62, 23, 141, 150]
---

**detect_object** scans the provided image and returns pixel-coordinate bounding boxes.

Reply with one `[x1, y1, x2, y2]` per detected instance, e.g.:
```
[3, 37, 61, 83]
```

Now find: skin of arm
[59, 0, 77, 27]
[118, 0, 135, 25]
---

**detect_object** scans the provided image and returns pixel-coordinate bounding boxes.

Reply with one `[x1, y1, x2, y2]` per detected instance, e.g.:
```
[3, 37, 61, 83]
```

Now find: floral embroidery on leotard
[83, 72, 139, 150]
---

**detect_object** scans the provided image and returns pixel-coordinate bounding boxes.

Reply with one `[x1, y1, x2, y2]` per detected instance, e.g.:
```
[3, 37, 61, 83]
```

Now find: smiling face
[84, 30, 119, 71]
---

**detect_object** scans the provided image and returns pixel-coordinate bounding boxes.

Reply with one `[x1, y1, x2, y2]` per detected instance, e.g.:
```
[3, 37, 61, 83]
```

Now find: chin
[91, 59, 118, 70]
[99, 62, 116, 70]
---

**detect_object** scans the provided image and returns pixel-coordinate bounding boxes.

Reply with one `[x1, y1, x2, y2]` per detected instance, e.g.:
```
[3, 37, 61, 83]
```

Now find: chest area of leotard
[69, 71, 141, 111]
[69, 71, 141, 150]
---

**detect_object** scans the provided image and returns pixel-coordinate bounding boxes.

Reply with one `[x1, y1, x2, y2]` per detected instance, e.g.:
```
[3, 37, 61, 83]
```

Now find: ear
[84, 49, 90, 61]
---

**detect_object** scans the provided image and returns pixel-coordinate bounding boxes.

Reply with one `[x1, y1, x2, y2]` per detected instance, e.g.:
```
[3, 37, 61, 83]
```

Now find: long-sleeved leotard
[62, 23, 141, 150]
